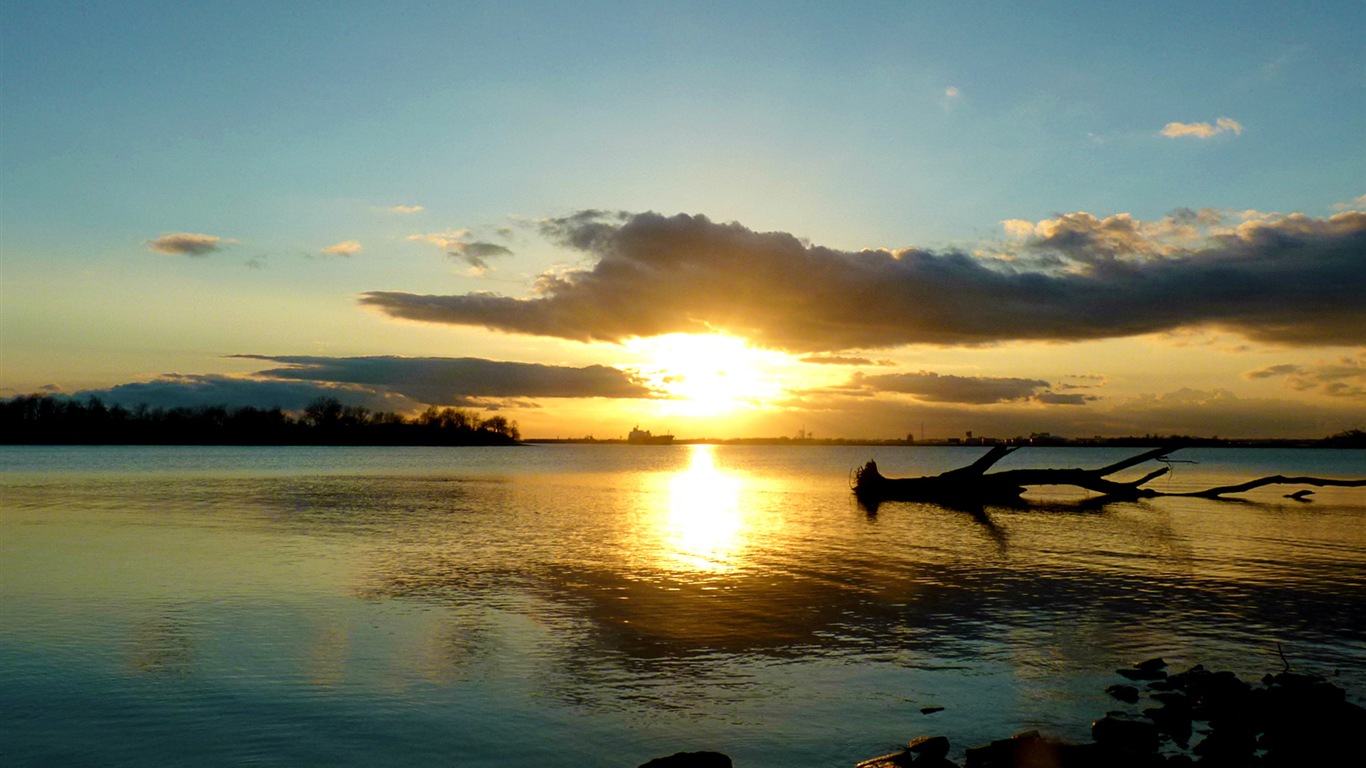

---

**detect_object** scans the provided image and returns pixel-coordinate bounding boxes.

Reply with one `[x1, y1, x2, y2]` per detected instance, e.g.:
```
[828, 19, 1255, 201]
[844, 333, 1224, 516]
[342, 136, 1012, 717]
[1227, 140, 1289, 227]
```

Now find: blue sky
[3, 1, 1363, 438]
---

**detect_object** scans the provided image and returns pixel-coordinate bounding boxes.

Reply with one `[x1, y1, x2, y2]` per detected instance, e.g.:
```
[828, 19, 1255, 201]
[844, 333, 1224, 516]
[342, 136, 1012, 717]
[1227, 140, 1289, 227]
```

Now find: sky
[2, 1, 1363, 440]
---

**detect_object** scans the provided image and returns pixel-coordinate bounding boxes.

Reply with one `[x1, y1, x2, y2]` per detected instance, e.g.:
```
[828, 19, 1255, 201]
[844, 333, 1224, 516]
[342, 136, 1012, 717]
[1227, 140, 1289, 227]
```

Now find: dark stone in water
[1143, 704, 1192, 746]
[908, 735, 951, 760]
[1116, 667, 1166, 681]
[1106, 684, 1140, 703]
[857, 663, 1362, 768]
[853, 749, 916, 767]
[963, 730, 1078, 767]
[638, 751, 732, 768]
[1192, 725, 1257, 762]
[1149, 692, 1190, 709]
[1115, 657, 1169, 682]
[1091, 713, 1159, 753]
[921, 706, 945, 715]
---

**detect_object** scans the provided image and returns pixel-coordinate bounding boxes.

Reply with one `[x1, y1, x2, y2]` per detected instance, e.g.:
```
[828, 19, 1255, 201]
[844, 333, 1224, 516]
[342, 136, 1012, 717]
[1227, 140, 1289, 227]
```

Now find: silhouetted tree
[0, 394, 520, 446]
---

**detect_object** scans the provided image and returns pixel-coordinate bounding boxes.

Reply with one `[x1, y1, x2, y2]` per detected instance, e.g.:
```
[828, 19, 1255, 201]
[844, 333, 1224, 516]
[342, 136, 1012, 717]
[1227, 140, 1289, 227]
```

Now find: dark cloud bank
[361, 210, 1366, 352]
[74, 374, 391, 412]
[237, 355, 654, 406]
[74, 357, 656, 412]
[855, 371, 1097, 405]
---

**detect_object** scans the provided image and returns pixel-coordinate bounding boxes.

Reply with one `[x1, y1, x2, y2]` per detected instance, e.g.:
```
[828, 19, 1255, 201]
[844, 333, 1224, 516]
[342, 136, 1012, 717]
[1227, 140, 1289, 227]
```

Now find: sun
[625, 333, 788, 416]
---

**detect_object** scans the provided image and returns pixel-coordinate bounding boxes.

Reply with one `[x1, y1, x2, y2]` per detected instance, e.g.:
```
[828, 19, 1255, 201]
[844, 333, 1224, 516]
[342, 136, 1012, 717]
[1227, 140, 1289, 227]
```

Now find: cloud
[147, 232, 237, 256]
[1003, 208, 1230, 266]
[1332, 194, 1366, 212]
[1161, 117, 1243, 138]
[235, 355, 657, 406]
[855, 371, 1051, 404]
[1033, 392, 1095, 406]
[1245, 363, 1303, 380]
[776, 384, 1355, 440]
[798, 354, 894, 366]
[361, 209, 1366, 352]
[408, 229, 471, 249]
[389, 204, 424, 214]
[454, 242, 514, 271]
[1244, 353, 1366, 399]
[74, 374, 402, 412]
[321, 240, 362, 256]
[408, 229, 514, 271]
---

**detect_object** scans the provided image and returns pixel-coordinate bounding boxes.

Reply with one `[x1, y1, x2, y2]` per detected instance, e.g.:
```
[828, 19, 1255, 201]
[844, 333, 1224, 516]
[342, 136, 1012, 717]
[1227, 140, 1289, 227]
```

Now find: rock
[1134, 657, 1167, 673]
[1091, 712, 1159, 754]
[1115, 658, 1169, 682]
[854, 749, 915, 768]
[963, 730, 1071, 767]
[1164, 664, 1206, 690]
[921, 706, 945, 715]
[1105, 684, 1140, 703]
[1143, 703, 1192, 746]
[638, 751, 733, 768]
[1192, 725, 1257, 763]
[907, 735, 951, 760]
[1149, 692, 1190, 708]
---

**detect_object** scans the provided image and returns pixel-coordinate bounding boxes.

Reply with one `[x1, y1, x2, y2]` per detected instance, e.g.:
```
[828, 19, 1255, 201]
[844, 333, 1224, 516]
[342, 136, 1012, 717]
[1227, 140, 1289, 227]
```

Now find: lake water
[2, 444, 1363, 766]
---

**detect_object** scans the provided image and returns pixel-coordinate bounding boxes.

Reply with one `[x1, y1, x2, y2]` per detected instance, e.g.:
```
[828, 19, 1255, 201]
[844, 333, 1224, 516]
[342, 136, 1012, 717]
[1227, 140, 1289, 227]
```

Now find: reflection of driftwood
[852, 446, 1365, 506]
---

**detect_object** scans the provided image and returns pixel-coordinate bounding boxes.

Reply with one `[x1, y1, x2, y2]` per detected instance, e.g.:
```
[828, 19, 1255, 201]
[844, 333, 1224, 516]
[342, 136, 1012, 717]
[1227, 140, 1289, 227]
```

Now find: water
[2, 445, 1363, 766]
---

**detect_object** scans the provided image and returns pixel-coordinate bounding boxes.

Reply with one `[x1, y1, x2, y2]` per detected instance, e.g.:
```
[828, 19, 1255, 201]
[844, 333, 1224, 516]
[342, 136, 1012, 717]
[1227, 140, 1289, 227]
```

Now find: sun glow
[626, 334, 788, 416]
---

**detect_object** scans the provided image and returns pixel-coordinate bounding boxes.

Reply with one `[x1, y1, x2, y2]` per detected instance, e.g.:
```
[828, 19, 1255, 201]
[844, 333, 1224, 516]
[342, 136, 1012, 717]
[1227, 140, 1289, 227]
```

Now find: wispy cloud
[388, 204, 424, 214]
[453, 242, 514, 271]
[798, 354, 894, 367]
[408, 229, 513, 271]
[407, 229, 470, 249]
[361, 209, 1366, 352]
[1161, 116, 1243, 139]
[1245, 353, 1366, 399]
[147, 232, 238, 256]
[321, 240, 362, 256]
[1332, 194, 1366, 211]
[776, 384, 1350, 441]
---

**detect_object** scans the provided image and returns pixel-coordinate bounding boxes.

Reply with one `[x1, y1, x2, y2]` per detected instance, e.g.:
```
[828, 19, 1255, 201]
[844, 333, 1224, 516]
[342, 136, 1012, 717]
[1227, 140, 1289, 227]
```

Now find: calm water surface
[2, 445, 1364, 766]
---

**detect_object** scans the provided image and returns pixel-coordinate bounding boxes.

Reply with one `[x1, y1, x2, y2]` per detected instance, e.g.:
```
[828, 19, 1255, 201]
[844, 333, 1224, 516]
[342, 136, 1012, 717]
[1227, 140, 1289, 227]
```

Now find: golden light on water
[663, 444, 746, 572]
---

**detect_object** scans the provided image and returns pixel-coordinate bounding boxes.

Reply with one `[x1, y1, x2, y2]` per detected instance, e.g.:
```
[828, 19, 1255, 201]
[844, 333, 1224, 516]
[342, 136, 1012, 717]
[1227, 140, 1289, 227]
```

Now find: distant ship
[627, 426, 674, 445]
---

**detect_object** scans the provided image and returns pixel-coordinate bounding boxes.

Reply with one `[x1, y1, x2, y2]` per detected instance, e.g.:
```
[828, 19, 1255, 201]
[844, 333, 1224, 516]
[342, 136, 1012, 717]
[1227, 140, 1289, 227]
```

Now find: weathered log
[852, 447, 1364, 506]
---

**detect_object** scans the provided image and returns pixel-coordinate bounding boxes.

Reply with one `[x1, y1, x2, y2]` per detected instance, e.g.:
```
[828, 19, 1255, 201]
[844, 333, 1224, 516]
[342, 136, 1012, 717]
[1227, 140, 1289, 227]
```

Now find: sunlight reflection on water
[664, 445, 746, 572]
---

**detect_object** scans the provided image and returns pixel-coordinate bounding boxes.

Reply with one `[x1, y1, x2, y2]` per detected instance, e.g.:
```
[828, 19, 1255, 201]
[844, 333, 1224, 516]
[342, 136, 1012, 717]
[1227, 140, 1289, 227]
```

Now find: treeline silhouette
[0, 395, 520, 446]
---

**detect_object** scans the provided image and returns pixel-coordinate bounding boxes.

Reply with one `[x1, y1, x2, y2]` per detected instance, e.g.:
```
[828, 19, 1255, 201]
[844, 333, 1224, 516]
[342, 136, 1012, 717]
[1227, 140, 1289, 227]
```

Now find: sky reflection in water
[2, 445, 1364, 767]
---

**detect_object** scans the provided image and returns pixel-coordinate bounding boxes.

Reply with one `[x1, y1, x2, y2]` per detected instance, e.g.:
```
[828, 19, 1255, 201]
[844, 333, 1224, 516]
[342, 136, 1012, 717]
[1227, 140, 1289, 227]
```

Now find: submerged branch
[853, 447, 1364, 507]
[1172, 475, 1366, 499]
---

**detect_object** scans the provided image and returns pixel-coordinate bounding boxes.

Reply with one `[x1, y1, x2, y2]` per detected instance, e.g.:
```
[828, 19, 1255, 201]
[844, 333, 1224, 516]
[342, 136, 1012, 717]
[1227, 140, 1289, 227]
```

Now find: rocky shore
[637, 660, 1365, 767]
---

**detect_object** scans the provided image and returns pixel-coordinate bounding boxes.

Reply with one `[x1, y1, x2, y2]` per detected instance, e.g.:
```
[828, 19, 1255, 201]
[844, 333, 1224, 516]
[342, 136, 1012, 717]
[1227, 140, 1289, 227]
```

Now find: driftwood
[851, 445, 1366, 506]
